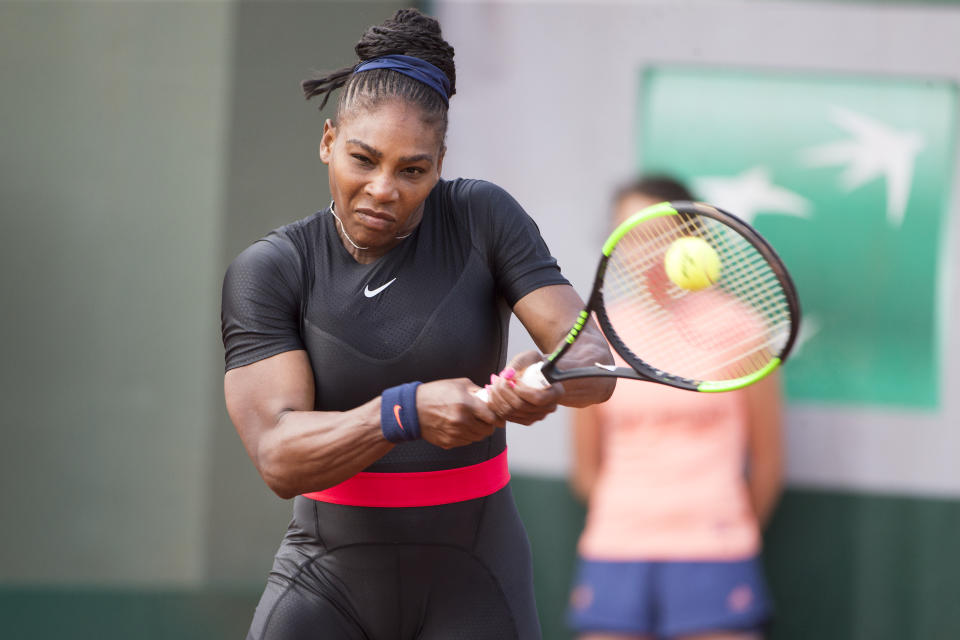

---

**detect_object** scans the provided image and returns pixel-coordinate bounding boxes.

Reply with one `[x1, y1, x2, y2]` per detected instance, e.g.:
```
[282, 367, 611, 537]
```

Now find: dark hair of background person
[612, 174, 694, 206]
[300, 8, 456, 140]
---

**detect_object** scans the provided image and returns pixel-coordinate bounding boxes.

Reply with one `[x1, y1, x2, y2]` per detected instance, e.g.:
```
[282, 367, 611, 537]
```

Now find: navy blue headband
[353, 54, 451, 106]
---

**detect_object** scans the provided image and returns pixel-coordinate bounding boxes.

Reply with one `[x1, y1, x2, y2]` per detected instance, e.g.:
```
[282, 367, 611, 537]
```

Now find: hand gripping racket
[477, 200, 800, 400]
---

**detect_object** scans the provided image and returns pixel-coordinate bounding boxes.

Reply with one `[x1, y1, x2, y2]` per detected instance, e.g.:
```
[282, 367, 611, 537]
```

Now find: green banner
[639, 67, 957, 408]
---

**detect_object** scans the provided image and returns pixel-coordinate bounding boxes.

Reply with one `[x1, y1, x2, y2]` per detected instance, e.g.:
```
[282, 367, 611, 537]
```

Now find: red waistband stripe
[303, 449, 510, 508]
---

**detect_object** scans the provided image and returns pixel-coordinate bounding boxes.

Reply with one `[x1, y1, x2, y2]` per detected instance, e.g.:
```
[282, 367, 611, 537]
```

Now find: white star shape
[800, 106, 924, 227]
[693, 167, 811, 225]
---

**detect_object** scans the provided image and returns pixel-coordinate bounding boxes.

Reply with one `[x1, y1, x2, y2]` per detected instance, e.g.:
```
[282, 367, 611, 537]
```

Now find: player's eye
[352, 154, 374, 166]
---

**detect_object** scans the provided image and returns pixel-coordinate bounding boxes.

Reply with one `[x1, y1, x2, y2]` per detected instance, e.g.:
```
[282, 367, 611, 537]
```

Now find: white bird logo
[800, 106, 924, 227]
[693, 166, 811, 226]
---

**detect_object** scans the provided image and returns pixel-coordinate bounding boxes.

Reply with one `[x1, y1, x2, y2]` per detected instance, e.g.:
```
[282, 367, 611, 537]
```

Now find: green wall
[1, 587, 259, 640]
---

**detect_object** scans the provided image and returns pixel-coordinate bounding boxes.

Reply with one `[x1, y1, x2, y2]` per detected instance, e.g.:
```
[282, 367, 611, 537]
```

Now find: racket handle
[520, 361, 550, 388]
[473, 362, 550, 403]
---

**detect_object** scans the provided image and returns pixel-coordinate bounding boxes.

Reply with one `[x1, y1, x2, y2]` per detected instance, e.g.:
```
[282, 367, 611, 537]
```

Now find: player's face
[320, 99, 445, 259]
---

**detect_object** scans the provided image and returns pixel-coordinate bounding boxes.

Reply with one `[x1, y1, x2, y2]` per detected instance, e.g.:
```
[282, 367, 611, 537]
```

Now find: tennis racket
[476, 200, 800, 400]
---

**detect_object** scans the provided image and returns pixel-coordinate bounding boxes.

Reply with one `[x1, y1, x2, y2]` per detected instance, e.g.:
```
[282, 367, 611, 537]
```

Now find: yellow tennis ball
[664, 237, 721, 291]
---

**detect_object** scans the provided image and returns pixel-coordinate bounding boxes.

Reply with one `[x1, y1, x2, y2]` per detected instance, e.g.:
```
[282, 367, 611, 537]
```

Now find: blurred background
[1, 1, 958, 638]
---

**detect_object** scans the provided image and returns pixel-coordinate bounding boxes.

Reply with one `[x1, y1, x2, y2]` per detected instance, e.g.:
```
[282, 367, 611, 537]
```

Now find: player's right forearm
[255, 398, 394, 499]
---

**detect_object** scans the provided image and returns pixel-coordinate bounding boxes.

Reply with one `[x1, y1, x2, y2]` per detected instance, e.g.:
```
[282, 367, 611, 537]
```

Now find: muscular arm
[225, 351, 506, 499]
[224, 350, 393, 499]
[743, 370, 784, 527]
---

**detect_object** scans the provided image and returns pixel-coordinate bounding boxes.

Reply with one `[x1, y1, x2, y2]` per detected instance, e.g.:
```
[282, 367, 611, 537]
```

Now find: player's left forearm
[556, 325, 616, 408]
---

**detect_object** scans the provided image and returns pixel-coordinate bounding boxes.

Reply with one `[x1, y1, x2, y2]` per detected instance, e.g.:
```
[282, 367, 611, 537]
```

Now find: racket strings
[602, 213, 791, 383]
[705, 225, 789, 323]
[610, 256, 787, 375]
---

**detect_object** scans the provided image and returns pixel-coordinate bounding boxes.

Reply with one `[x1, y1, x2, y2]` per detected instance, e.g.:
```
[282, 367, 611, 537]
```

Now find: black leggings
[247, 485, 541, 640]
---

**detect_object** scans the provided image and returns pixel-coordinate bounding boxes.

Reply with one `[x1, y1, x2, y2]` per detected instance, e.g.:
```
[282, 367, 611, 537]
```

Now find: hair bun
[354, 8, 455, 97]
[393, 8, 440, 32]
[302, 8, 456, 120]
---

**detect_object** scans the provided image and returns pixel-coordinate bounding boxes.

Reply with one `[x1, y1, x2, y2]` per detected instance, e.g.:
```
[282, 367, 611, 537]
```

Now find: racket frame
[538, 201, 801, 393]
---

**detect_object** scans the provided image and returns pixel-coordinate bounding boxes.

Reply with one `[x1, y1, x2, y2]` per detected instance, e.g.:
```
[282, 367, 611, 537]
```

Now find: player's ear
[319, 119, 336, 164]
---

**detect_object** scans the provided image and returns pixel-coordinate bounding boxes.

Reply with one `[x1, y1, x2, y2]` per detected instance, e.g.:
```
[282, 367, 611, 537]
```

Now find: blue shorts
[567, 556, 772, 638]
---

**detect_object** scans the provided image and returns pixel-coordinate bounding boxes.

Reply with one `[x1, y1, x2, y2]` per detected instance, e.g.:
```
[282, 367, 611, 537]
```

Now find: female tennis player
[567, 176, 783, 640]
[221, 9, 614, 640]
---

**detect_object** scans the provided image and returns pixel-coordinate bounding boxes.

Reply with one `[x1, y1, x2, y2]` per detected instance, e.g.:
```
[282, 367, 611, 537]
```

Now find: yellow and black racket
[482, 200, 800, 397]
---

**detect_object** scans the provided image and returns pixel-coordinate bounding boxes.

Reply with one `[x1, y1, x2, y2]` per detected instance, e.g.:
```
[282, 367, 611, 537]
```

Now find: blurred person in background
[567, 176, 783, 640]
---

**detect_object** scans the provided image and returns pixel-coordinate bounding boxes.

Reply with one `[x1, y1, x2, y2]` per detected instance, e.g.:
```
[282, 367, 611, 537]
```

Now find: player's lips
[355, 208, 396, 231]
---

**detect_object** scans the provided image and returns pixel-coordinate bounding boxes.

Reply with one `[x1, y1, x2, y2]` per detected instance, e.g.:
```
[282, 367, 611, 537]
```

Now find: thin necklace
[330, 201, 369, 251]
[329, 201, 414, 247]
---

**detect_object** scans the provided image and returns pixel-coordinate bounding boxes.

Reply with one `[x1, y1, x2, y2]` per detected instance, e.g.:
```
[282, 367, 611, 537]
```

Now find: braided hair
[302, 8, 456, 140]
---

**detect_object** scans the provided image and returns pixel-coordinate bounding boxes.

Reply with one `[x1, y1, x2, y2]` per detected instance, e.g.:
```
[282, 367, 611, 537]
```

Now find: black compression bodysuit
[221, 178, 568, 639]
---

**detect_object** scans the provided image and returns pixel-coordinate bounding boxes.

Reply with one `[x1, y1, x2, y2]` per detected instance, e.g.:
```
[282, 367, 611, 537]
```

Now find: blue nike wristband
[380, 382, 422, 443]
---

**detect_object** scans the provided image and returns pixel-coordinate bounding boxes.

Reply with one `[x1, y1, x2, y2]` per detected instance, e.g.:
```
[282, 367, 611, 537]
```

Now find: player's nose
[365, 170, 399, 203]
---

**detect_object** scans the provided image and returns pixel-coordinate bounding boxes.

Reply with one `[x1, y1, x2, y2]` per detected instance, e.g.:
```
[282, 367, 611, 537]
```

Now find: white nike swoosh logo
[363, 277, 397, 298]
[594, 363, 617, 371]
